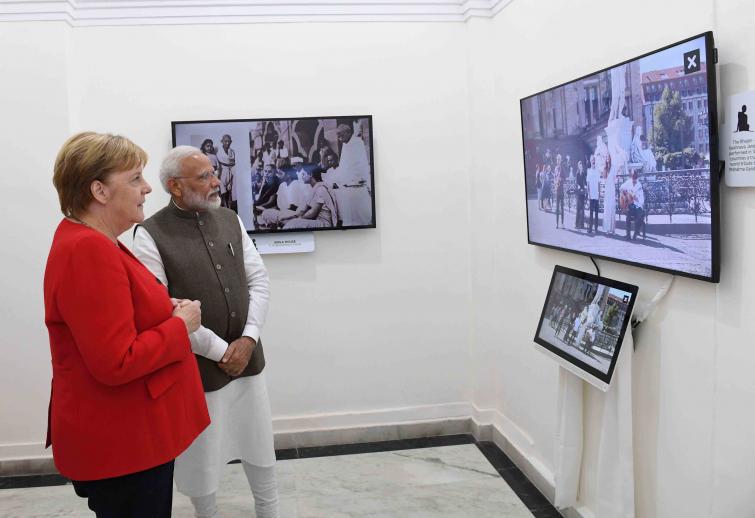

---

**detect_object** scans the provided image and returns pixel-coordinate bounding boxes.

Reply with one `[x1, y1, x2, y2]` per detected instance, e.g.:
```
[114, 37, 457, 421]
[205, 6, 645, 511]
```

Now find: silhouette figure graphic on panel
[736, 105, 750, 132]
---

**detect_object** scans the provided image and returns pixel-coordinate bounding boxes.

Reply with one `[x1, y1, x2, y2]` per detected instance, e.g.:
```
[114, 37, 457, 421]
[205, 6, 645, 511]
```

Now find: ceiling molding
[0, 0, 515, 26]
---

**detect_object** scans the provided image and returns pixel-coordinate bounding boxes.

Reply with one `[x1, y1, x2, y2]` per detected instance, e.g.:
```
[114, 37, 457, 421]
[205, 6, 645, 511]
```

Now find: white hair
[159, 145, 202, 193]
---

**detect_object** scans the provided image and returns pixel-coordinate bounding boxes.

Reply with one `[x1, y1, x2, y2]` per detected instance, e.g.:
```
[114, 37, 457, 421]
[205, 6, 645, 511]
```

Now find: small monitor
[533, 266, 638, 390]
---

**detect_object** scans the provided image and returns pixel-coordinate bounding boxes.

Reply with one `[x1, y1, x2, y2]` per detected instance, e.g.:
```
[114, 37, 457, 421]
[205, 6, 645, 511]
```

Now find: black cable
[590, 256, 600, 277]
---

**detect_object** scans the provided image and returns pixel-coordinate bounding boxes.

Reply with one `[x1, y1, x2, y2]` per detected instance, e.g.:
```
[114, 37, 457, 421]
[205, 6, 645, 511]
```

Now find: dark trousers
[588, 199, 599, 232]
[72, 460, 174, 518]
[575, 193, 585, 228]
[555, 192, 565, 225]
[556, 317, 567, 337]
[626, 204, 644, 238]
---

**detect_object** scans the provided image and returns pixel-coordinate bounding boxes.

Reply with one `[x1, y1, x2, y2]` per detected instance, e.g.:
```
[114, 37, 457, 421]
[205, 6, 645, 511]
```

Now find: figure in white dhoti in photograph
[216, 134, 236, 209]
[331, 123, 373, 227]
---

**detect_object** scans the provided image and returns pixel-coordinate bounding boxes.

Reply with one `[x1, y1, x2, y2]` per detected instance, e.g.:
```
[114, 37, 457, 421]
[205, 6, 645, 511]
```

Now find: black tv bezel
[534, 265, 639, 386]
[519, 31, 720, 283]
[171, 114, 377, 236]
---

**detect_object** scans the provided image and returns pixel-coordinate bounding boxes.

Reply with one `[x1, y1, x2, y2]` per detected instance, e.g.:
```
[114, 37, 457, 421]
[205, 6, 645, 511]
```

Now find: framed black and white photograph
[172, 115, 376, 235]
[534, 265, 638, 390]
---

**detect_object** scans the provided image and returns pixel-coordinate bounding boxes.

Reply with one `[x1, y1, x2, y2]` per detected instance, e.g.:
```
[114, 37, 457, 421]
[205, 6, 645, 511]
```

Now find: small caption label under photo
[251, 233, 315, 254]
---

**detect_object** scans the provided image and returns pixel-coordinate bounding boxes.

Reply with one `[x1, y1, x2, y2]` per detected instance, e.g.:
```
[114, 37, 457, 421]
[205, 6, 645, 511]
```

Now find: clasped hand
[171, 298, 202, 333]
[219, 337, 255, 377]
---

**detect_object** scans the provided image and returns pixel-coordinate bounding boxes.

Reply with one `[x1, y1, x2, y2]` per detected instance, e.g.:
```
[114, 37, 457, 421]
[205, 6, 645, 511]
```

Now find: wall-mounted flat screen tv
[520, 32, 719, 282]
[534, 266, 638, 391]
[172, 115, 375, 235]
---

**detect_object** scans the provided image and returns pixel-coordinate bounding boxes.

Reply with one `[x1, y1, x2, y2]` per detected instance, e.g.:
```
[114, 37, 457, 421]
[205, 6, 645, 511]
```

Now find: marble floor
[1, 437, 562, 518]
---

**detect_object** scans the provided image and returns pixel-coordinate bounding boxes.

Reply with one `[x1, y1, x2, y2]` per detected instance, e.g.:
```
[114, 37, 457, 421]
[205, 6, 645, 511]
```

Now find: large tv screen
[534, 266, 638, 390]
[172, 115, 376, 235]
[520, 32, 719, 282]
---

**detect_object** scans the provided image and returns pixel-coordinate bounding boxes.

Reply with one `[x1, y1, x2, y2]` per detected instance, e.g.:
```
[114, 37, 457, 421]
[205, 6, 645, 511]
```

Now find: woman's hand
[173, 300, 202, 334]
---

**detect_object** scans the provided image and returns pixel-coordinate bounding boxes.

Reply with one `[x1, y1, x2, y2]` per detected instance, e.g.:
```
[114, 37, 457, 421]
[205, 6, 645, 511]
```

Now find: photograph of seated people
[249, 119, 373, 231]
[174, 117, 374, 234]
[44, 132, 209, 517]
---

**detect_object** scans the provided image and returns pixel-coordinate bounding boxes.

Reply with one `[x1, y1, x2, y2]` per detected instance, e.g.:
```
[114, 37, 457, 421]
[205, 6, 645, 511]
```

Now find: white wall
[480, 0, 755, 517]
[0, 21, 473, 457]
[0, 23, 73, 460]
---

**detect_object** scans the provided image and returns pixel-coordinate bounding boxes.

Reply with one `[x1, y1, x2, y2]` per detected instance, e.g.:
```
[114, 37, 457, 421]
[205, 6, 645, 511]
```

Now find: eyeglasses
[173, 171, 216, 183]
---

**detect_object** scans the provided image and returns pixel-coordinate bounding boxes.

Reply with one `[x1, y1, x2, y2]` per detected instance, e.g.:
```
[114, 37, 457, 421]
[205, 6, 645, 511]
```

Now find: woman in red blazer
[44, 132, 210, 517]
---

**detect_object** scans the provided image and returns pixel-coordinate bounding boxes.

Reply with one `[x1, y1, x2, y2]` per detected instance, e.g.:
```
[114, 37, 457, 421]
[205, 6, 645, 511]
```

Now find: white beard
[184, 189, 222, 211]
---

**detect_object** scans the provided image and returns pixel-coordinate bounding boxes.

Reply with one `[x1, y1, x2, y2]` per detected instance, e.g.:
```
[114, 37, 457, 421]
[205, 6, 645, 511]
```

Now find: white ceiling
[0, 0, 514, 26]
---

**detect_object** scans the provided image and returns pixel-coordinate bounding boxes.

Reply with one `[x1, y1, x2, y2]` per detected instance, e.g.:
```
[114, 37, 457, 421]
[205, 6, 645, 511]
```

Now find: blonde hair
[53, 132, 148, 217]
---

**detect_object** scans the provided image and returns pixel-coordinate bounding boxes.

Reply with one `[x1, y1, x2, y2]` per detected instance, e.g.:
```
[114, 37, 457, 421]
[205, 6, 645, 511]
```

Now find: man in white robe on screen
[331, 123, 372, 227]
[133, 146, 279, 518]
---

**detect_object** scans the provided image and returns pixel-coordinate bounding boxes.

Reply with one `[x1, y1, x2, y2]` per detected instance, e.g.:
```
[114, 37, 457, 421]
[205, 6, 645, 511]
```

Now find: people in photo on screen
[601, 151, 617, 234]
[276, 139, 289, 166]
[262, 142, 274, 166]
[542, 163, 553, 211]
[217, 134, 236, 210]
[587, 155, 601, 234]
[328, 123, 372, 227]
[554, 154, 566, 229]
[286, 158, 315, 212]
[575, 160, 586, 229]
[620, 170, 645, 240]
[564, 155, 574, 181]
[283, 152, 340, 229]
[535, 164, 543, 210]
[201, 138, 219, 175]
[252, 149, 265, 171]
[311, 142, 330, 166]
[254, 163, 282, 217]
[258, 160, 309, 229]
[259, 160, 316, 229]
[134, 146, 280, 518]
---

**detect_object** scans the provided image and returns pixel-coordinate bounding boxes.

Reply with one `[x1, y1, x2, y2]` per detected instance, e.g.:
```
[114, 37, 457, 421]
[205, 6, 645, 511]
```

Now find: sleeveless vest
[141, 202, 265, 392]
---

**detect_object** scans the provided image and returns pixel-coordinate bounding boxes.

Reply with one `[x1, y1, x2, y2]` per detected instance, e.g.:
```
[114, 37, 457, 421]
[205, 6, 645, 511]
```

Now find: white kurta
[217, 147, 236, 199]
[333, 136, 372, 226]
[132, 213, 275, 497]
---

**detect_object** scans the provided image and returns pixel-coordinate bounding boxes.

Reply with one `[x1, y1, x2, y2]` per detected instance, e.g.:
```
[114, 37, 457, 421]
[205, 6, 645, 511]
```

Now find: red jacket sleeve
[56, 235, 190, 386]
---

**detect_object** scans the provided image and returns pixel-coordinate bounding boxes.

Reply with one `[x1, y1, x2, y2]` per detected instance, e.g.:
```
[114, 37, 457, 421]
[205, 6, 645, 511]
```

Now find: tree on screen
[653, 86, 694, 158]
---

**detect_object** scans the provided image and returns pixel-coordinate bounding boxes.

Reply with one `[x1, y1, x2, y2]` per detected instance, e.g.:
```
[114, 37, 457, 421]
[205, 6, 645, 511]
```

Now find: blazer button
[216, 264, 222, 270]
[199, 221, 205, 226]
[224, 287, 230, 293]
[209, 241, 214, 247]
[230, 311, 237, 317]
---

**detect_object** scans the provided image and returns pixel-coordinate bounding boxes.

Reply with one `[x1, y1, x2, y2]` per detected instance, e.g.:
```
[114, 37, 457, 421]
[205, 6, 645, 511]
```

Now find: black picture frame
[519, 32, 720, 283]
[171, 114, 377, 236]
[534, 265, 639, 387]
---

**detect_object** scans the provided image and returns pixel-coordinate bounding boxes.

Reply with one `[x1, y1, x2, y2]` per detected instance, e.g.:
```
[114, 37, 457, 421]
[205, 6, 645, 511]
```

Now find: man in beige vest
[133, 146, 279, 518]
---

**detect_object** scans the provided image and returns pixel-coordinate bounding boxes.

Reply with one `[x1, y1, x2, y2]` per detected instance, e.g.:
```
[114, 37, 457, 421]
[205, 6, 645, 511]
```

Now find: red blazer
[44, 219, 210, 481]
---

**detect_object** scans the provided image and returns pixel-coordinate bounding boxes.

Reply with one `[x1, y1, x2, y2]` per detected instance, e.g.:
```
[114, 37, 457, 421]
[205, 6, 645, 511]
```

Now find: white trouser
[190, 462, 279, 518]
